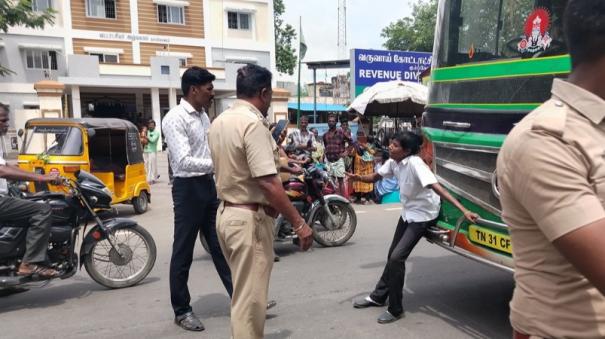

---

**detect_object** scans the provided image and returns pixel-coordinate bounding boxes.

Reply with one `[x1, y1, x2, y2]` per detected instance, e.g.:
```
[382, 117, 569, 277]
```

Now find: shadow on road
[359, 260, 385, 269]
[192, 292, 230, 318]
[350, 253, 513, 339]
[406, 255, 513, 339]
[265, 329, 294, 339]
[0, 282, 102, 314]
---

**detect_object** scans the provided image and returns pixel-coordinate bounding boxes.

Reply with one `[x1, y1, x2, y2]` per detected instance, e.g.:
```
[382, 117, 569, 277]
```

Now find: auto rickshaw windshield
[22, 125, 83, 156]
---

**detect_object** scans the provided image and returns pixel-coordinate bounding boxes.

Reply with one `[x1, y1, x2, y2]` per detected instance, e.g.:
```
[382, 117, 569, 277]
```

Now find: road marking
[384, 207, 401, 211]
[356, 211, 368, 214]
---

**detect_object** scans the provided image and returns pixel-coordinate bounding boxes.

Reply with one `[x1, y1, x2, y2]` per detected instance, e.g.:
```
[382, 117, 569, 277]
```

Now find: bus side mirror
[17, 129, 24, 138]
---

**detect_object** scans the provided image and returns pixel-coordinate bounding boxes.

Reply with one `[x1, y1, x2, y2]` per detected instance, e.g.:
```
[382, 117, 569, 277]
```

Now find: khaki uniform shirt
[497, 79, 605, 339]
[208, 100, 280, 205]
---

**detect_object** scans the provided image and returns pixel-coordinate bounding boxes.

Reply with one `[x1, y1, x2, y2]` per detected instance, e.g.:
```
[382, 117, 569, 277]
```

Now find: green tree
[274, 0, 297, 75]
[0, 0, 55, 76]
[381, 0, 437, 52]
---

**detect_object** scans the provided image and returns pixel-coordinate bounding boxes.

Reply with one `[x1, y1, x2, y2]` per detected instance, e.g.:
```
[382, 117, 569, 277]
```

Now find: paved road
[1, 154, 514, 339]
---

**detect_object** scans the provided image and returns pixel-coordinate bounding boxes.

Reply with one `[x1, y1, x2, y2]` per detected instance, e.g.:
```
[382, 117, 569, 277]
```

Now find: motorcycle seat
[24, 192, 65, 201]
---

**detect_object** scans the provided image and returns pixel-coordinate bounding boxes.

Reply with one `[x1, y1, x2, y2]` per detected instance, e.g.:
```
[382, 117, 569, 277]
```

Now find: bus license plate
[468, 225, 512, 254]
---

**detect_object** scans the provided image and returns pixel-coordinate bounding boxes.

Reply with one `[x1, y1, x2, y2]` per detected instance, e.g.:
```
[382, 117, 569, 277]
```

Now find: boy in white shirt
[348, 132, 478, 323]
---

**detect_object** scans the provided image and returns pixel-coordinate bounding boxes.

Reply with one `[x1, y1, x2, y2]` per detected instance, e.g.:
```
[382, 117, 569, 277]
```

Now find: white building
[0, 0, 276, 136]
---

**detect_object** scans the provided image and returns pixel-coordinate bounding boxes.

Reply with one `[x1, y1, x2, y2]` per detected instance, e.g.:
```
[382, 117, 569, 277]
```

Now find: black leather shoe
[267, 300, 277, 310]
[353, 296, 385, 308]
[377, 310, 402, 324]
[175, 312, 205, 331]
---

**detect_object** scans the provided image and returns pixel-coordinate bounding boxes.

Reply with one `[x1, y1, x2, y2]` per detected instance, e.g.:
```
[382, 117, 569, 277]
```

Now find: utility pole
[337, 0, 347, 60]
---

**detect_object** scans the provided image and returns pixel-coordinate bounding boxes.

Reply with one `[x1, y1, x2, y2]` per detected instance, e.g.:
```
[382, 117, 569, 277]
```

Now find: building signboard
[350, 48, 432, 97]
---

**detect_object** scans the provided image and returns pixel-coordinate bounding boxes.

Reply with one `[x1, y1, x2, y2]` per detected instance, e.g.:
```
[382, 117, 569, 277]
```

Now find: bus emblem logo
[517, 8, 552, 54]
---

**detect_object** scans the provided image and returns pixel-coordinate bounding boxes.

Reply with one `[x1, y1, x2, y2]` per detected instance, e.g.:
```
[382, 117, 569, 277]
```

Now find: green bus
[423, 0, 570, 271]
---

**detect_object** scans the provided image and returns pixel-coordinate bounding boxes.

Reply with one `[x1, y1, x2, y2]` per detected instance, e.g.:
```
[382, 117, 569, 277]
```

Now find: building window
[227, 11, 250, 30]
[89, 53, 119, 63]
[32, 0, 52, 12]
[86, 0, 116, 19]
[161, 65, 170, 74]
[178, 58, 187, 67]
[157, 5, 184, 24]
[25, 50, 58, 70]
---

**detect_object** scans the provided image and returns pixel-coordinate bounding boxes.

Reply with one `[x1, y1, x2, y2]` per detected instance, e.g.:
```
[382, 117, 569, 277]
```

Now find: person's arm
[431, 183, 478, 222]
[147, 130, 160, 143]
[343, 129, 352, 143]
[163, 116, 213, 173]
[503, 132, 605, 295]
[406, 156, 477, 222]
[245, 120, 313, 251]
[346, 171, 382, 183]
[256, 175, 312, 250]
[347, 158, 395, 183]
[0, 164, 58, 183]
[287, 157, 308, 165]
[552, 219, 605, 295]
[280, 164, 303, 175]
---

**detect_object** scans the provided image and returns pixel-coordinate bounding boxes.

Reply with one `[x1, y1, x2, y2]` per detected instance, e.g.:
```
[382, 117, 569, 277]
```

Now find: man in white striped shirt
[162, 67, 232, 332]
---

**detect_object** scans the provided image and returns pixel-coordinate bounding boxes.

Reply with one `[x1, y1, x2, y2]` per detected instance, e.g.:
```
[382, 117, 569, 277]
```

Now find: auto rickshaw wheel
[132, 191, 149, 214]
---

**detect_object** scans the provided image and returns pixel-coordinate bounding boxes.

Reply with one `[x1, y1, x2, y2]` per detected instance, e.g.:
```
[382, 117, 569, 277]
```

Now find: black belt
[174, 174, 213, 180]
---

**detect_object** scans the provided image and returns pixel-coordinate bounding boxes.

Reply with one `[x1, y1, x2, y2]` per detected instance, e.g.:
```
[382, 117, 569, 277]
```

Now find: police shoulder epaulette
[531, 99, 568, 136]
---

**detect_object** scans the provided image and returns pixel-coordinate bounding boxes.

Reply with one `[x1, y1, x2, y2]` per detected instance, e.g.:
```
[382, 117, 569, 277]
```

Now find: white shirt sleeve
[377, 159, 395, 179]
[410, 156, 437, 188]
[162, 113, 213, 174]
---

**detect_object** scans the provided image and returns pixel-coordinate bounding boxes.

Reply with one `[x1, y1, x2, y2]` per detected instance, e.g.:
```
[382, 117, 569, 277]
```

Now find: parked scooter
[0, 170, 156, 291]
[201, 163, 357, 252]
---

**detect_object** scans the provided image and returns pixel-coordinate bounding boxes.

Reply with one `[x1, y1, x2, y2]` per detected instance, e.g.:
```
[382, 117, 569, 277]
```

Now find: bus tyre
[132, 192, 149, 214]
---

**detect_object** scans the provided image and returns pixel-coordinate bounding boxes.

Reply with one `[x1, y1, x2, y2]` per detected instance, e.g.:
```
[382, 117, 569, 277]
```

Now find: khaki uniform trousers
[216, 202, 274, 339]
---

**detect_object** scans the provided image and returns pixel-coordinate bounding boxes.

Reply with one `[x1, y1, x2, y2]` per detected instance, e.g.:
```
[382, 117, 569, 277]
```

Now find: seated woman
[373, 149, 399, 203]
[270, 123, 303, 182]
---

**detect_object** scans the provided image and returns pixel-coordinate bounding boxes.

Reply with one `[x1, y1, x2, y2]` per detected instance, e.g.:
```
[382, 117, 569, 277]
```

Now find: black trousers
[169, 175, 233, 316]
[0, 195, 52, 263]
[370, 217, 435, 316]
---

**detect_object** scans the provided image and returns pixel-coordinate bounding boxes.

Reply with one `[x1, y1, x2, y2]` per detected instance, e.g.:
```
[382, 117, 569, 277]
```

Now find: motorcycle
[277, 163, 357, 246]
[201, 163, 357, 251]
[0, 170, 156, 291]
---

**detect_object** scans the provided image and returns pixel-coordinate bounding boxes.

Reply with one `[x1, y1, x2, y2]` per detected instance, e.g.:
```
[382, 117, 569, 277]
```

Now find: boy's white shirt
[378, 155, 440, 222]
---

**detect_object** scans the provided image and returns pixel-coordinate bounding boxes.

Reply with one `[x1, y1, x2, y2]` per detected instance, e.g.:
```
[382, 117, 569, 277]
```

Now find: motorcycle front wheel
[84, 225, 157, 289]
[311, 200, 357, 247]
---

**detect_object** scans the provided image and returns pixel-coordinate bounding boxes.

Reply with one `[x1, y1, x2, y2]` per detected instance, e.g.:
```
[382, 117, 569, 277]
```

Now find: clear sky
[280, 0, 415, 83]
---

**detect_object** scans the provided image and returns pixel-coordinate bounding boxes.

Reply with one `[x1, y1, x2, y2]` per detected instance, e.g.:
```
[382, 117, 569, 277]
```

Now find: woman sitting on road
[347, 131, 478, 324]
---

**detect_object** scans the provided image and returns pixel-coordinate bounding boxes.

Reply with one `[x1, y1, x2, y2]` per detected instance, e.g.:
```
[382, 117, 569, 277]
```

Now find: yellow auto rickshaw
[17, 118, 151, 214]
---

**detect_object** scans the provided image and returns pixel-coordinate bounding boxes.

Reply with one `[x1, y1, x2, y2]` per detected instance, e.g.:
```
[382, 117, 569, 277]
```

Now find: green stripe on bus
[431, 55, 571, 82]
[423, 127, 505, 148]
[429, 103, 540, 111]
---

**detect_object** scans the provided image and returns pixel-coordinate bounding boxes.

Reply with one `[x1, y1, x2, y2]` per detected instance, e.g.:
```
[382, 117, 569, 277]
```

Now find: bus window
[436, 0, 568, 67]
[457, 0, 501, 62]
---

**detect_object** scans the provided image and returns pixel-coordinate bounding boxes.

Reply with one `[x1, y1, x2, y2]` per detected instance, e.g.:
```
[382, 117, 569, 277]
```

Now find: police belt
[224, 201, 279, 219]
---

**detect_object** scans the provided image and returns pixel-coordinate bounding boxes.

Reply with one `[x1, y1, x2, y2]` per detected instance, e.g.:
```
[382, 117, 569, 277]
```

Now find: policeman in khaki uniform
[208, 64, 313, 339]
[497, 2, 605, 338]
